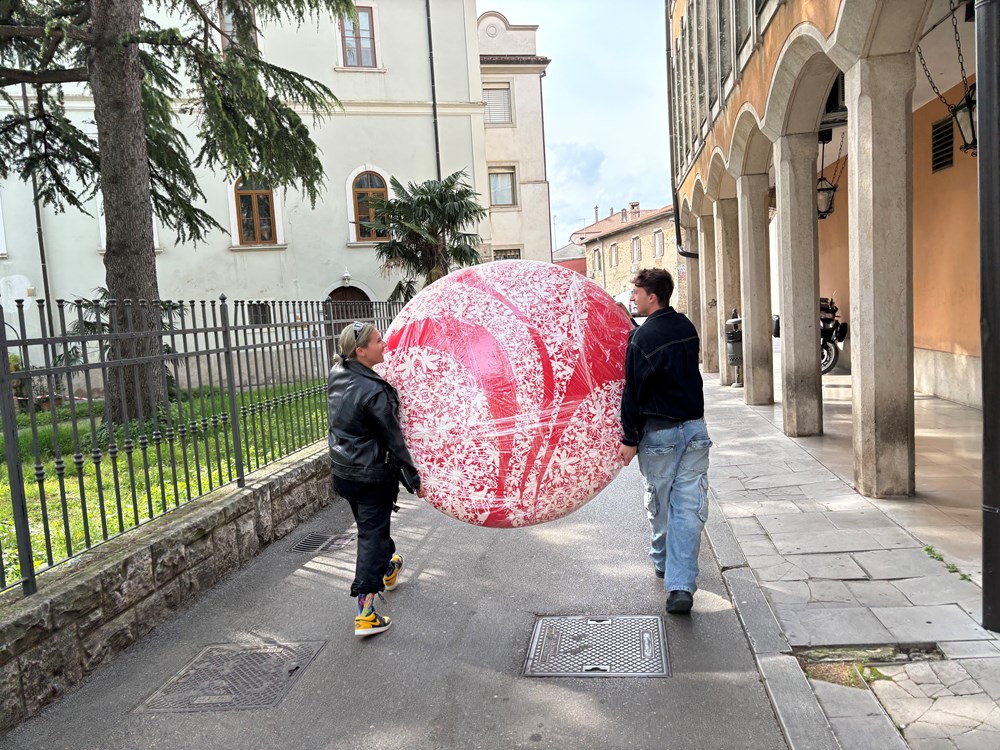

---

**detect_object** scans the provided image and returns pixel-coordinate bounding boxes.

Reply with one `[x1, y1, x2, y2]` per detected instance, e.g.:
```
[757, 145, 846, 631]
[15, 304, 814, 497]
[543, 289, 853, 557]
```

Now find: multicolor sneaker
[383, 554, 404, 591]
[355, 611, 392, 637]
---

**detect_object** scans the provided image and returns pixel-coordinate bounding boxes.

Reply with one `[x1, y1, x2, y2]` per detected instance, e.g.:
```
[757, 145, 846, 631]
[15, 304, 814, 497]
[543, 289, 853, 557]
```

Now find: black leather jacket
[327, 358, 420, 492]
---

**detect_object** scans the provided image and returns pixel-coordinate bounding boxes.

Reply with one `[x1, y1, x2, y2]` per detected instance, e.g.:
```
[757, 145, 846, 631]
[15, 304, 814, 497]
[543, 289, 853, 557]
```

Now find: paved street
[0, 449, 786, 750]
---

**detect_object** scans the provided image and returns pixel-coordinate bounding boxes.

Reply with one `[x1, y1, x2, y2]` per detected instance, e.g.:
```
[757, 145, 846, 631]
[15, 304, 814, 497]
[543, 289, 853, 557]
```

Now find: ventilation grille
[931, 118, 954, 173]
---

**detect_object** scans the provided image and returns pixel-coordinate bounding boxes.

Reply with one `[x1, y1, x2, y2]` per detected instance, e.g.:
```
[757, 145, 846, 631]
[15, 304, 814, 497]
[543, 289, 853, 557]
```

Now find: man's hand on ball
[619, 443, 637, 466]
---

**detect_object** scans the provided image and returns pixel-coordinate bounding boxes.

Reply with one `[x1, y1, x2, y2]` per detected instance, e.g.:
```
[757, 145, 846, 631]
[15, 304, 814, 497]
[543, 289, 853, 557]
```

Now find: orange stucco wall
[673, 0, 844, 199]
[815, 79, 981, 358]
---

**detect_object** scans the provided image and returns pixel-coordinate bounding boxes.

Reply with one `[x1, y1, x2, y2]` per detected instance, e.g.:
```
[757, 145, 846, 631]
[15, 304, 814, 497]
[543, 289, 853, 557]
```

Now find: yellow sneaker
[354, 611, 392, 637]
[383, 554, 404, 591]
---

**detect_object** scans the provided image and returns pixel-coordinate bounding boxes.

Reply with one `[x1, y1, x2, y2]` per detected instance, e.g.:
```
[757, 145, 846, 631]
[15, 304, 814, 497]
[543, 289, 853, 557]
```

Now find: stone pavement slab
[871, 606, 994, 643]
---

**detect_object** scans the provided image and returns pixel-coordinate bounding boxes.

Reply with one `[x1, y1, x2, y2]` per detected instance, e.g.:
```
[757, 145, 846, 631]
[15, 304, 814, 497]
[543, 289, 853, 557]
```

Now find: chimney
[629, 201, 640, 220]
[594, 205, 599, 223]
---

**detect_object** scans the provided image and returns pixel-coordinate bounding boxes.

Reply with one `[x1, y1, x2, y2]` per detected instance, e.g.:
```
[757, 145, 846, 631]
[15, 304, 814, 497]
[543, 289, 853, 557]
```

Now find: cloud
[549, 142, 605, 186]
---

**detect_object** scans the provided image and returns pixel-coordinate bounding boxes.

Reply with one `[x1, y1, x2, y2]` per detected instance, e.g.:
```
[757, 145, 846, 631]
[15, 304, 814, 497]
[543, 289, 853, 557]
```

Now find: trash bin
[725, 311, 743, 367]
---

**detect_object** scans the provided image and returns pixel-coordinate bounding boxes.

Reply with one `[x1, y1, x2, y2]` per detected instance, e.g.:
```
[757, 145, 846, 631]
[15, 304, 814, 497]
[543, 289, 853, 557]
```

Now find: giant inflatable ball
[379, 260, 632, 527]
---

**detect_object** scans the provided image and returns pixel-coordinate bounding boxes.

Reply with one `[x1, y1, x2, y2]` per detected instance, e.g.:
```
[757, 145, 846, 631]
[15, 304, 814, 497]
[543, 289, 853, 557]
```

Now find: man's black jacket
[621, 307, 704, 446]
[327, 358, 420, 492]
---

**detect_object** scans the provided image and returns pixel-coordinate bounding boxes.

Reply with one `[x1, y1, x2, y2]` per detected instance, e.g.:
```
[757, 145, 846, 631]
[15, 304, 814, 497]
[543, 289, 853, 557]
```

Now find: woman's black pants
[334, 475, 398, 597]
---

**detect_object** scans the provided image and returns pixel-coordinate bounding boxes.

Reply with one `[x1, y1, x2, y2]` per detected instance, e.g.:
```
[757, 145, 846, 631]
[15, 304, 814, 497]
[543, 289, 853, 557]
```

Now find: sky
[477, 0, 672, 250]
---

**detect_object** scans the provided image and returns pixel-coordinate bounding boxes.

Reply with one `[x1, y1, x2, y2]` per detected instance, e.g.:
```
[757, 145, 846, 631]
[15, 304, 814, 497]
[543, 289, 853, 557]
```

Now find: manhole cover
[524, 616, 670, 677]
[289, 532, 353, 553]
[140, 642, 325, 712]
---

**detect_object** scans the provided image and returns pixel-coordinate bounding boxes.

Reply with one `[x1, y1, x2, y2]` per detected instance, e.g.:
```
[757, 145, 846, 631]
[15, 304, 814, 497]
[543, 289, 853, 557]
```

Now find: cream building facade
[0, 2, 551, 314]
[478, 12, 553, 262]
[575, 204, 687, 313]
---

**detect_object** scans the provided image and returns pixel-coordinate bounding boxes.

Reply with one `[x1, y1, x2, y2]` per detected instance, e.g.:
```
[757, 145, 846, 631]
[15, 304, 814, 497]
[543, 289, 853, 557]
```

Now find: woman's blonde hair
[338, 321, 376, 361]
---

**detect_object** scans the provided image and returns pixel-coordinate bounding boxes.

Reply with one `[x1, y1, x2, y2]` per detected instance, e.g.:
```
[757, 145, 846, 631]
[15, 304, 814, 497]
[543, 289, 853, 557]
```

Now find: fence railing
[0, 297, 405, 597]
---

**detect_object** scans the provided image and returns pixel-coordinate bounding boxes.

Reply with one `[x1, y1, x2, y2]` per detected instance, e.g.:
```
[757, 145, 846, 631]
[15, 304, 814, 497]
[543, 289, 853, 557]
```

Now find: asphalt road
[2, 462, 786, 750]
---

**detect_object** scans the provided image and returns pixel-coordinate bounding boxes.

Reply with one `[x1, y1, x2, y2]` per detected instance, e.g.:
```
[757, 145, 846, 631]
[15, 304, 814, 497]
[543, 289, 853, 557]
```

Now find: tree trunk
[89, 0, 165, 425]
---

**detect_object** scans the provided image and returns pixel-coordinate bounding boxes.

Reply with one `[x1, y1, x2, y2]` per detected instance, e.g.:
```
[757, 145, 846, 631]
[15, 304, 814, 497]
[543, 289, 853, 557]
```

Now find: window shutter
[931, 118, 954, 173]
[484, 86, 512, 124]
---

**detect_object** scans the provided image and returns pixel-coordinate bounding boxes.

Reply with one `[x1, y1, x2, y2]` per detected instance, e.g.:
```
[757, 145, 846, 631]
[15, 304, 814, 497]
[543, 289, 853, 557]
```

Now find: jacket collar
[646, 306, 676, 321]
[344, 358, 392, 387]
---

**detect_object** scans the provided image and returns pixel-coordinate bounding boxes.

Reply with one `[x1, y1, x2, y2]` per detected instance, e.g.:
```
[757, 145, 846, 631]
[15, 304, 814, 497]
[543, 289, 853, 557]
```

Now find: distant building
[552, 241, 586, 275]
[478, 12, 553, 262]
[573, 204, 685, 313]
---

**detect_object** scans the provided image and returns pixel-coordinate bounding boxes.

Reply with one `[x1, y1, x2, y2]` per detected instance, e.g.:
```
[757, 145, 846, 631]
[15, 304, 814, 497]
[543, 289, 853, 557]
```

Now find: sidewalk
[703, 381, 999, 750]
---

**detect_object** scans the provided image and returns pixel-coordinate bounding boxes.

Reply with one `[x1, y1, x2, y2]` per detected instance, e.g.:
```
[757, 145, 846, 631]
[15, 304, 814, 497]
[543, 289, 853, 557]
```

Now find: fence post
[0, 308, 37, 595]
[219, 296, 246, 488]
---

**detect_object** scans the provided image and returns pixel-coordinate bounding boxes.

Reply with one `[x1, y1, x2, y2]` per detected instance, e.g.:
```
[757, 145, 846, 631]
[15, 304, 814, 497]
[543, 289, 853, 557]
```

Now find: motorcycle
[819, 296, 848, 374]
[770, 295, 849, 375]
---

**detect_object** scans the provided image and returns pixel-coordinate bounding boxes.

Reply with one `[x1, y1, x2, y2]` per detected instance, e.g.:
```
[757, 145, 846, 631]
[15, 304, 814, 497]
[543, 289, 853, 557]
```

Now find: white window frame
[488, 165, 518, 209]
[334, 4, 386, 73]
[96, 193, 161, 254]
[483, 80, 515, 127]
[610, 243, 619, 268]
[654, 230, 664, 258]
[593, 248, 602, 271]
[345, 163, 391, 246]
[226, 180, 286, 251]
[632, 236, 641, 262]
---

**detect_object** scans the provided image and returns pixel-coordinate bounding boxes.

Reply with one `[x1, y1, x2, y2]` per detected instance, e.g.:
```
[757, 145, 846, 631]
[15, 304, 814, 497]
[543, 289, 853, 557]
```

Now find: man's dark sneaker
[654, 568, 665, 579]
[666, 590, 693, 614]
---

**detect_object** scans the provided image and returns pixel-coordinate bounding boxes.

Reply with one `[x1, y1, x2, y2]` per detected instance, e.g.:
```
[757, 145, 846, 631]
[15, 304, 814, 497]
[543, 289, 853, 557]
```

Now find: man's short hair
[632, 268, 674, 307]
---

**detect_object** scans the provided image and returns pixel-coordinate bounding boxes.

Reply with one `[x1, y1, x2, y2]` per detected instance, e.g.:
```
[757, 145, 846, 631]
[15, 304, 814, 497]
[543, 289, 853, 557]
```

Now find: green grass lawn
[1, 381, 328, 589]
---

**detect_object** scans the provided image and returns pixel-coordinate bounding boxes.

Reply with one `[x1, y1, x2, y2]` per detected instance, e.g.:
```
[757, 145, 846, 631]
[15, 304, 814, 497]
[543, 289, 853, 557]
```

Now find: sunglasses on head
[353, 321, 364, 335]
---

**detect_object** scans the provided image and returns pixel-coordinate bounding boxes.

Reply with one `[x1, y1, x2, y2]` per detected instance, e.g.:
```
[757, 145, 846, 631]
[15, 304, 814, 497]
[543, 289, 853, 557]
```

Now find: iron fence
[0, 297, 405, 597]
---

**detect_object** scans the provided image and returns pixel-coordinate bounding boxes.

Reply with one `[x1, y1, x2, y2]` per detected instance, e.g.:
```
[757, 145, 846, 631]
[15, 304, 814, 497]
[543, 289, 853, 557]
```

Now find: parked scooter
[819, 296, 848, 374]
[770, 296, 849, 375]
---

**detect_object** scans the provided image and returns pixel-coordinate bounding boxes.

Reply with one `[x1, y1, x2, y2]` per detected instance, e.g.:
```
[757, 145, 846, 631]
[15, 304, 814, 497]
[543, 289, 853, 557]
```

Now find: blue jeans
[637, 419, 712, 594]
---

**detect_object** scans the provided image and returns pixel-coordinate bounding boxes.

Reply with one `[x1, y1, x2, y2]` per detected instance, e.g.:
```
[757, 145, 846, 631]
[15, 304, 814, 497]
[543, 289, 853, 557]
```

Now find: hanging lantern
[952, 83, 977, 154]
[816, 177, 837, 220]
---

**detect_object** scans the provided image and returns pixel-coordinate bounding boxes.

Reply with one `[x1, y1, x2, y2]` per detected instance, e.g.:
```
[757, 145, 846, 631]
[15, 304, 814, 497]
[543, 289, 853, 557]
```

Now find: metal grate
[289, 532, 353, 553]
[140, 642, 325, 713]
[931, 118, 954, 173]
[524, 616, 670, 677]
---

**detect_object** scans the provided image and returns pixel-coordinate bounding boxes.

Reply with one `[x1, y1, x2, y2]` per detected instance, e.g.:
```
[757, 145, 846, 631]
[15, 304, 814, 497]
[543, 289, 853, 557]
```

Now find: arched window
[353, 171, 388, 241]
[235, 176, 276, 245]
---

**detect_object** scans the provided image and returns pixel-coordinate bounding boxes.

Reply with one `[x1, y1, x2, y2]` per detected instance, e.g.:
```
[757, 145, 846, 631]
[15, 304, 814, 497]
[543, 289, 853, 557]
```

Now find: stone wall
[0, 443, 332, 735]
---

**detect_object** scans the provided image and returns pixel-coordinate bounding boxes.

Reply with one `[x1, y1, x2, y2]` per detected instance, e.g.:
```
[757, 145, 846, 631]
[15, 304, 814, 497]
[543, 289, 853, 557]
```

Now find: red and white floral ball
[379, 260, 632, 527]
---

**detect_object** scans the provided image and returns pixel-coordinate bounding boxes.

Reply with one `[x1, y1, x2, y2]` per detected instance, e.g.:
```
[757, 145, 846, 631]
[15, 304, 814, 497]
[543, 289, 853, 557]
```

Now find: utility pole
[977, 0, 999, 632]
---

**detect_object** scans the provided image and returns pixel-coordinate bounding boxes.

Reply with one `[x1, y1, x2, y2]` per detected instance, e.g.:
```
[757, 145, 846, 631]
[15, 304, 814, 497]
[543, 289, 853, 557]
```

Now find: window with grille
[654, 231, 664, 258]
[342, 7, 376, 67]
[931, 118, 954, 173]
[235, 176, 276, 245]
[484, 84, 513, 124]
[247, 302, 272, 325]
[494, 248, 521, 261]
[610, 243, 619, 267]
[632, 237, 642, 262]
[489, 168, 516, 206]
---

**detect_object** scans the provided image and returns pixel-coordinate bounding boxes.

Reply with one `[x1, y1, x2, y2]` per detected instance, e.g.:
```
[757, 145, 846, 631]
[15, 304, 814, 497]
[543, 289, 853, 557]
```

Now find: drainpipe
[425, 0, 442, 180]
[977, 0, 1000, 633]
[666, 45, 697, 259]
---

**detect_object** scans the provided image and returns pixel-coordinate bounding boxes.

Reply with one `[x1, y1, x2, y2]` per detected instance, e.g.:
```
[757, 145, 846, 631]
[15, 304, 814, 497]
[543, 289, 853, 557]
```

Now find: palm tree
[364, 171, 487, 301]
